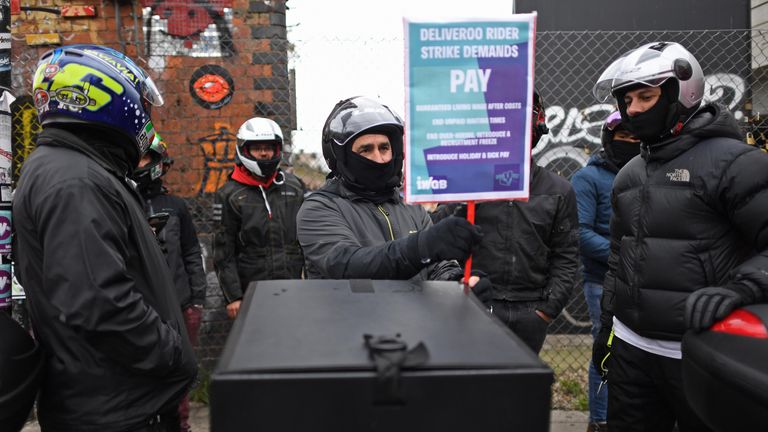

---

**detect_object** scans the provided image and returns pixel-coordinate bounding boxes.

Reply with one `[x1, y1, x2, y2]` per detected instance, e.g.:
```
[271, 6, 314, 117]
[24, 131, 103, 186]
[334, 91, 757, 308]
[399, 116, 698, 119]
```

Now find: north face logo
[665, 169, 690, 182]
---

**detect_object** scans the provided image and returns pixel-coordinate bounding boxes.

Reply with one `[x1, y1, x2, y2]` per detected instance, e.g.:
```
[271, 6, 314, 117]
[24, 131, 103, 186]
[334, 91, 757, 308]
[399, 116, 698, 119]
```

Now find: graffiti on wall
[198, 123, 237, 193]
[533, 73, 748, 176]
[189, 65, 234, 110]
[141, 0, 235, 62]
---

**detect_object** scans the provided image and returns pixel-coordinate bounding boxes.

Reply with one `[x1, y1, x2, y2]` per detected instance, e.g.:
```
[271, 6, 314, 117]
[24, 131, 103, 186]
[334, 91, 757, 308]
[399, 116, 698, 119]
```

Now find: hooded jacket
[13, 127, 197, 431]
[603, 104, 768, 340]
[571, 151, 619, 284]
[433, 165, 579, 318]
[213, 171, 305, 303]
[139, 179, 207, 309]
[297, 178, 463, 281]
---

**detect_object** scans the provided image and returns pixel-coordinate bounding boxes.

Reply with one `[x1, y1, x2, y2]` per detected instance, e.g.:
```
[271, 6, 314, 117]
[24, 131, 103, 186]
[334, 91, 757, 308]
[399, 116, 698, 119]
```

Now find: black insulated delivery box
[210, 279, 553, 431]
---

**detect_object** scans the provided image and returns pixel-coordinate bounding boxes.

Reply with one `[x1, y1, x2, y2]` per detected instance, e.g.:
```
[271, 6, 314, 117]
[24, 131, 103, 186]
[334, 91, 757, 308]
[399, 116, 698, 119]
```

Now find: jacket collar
[36, 127, 143, 203]
[641, 104, 742, 163]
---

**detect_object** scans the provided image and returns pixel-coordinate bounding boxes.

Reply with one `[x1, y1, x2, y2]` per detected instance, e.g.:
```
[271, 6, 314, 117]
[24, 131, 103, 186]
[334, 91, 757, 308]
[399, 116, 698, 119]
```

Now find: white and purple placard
[404, 14, 536, 203]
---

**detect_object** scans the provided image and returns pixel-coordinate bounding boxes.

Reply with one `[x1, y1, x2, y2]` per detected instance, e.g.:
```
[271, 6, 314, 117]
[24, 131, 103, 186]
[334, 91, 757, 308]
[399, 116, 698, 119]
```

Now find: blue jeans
[584, 281, 608, 423]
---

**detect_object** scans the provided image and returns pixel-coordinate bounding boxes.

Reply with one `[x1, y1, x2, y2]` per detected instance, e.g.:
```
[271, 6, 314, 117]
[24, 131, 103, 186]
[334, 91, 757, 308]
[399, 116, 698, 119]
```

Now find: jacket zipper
[259, 185, 272, 219]
[377, 205, 395, 241]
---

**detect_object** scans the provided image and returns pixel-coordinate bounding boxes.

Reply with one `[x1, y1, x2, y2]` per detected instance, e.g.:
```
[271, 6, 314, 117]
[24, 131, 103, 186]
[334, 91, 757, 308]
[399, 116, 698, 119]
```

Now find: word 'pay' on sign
[404, 14, 536, 203]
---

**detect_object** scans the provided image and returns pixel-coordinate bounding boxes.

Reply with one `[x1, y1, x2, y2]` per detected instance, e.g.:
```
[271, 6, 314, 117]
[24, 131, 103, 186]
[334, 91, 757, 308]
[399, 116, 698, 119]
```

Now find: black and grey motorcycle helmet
[321, 96, 405, 184]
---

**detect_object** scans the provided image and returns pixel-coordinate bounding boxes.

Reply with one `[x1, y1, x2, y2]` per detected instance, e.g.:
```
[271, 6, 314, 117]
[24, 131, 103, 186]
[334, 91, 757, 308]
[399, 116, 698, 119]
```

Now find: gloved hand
[685, 287, 746, 332]
[417, 216, 483, 263]
[467, 270, 493, 303]
[592, 325, 613, 380]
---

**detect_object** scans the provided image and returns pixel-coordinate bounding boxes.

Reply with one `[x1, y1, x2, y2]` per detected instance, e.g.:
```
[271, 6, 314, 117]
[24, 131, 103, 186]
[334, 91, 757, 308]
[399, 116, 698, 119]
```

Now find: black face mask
[623, 98, 671, 145]
[343, 151, 399, 193]
[608, 139, 641, 168]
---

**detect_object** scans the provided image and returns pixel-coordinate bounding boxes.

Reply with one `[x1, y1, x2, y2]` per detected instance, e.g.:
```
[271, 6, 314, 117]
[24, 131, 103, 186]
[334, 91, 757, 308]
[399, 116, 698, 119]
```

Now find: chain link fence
[10, 20, 763, 409]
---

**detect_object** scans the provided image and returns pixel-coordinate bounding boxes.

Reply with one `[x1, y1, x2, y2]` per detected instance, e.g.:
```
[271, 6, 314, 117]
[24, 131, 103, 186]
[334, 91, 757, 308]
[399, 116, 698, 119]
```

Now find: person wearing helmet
[213, 117, 305, 320]
[297, 96, 486, 287]
[570, 111, 640, 432]
[132, 133, 207, 432]
[13, 45, 196, 431]
[592, 42, 768, 431]
[430, 90, 580, 355]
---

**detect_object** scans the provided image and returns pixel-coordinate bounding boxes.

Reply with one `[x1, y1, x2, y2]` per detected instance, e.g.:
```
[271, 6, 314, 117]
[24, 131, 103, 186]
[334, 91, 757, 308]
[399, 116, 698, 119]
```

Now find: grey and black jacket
[297, 178, 463, 280]
[603, 104, 768, 340]
[433, 164, 579, 318]
[139, 179, 207, 309]
[213, 172, 305, 303]
[13, 127, 197, 431]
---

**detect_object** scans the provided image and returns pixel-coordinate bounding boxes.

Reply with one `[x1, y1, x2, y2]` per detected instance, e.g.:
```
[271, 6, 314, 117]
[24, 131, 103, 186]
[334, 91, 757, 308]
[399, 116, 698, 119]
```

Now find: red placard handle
[463, 201, 476, 292]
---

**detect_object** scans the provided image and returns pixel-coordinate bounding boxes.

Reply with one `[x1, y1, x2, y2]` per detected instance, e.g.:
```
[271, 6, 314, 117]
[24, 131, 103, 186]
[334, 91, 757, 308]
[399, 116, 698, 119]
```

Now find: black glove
[417, 216, 483, 263]
[591, 325, 613, 380]
[685, 287, 746, 332]
[468, 270, 493, 303]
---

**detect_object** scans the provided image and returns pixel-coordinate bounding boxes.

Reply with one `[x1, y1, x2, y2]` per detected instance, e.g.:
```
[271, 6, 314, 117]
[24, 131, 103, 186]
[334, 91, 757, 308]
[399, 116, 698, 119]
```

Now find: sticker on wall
[0, 262, 9, 308]
[0, 210, 9, 254]
[189, 65, 234, 110]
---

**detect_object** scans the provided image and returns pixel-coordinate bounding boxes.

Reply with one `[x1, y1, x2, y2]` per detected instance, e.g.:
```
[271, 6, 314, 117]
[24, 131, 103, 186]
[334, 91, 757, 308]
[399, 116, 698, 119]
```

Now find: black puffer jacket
[603, 104, 768, 340]
[13, 128, 197, 431]
[213, 172, 305, 303]
[297, 178, 463, 280]
[433, 164, 579, 318]
[139, 179, 207, 309]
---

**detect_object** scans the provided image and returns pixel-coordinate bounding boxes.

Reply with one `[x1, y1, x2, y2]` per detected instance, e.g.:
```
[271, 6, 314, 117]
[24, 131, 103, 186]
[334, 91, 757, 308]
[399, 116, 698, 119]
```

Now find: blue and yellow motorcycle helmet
[32, 44, 164, 165]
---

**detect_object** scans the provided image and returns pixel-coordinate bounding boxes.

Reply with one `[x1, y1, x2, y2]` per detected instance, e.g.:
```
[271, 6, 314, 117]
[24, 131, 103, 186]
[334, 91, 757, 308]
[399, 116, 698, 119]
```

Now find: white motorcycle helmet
[235, 117, 287, 179]
[593, 42, 704, 133]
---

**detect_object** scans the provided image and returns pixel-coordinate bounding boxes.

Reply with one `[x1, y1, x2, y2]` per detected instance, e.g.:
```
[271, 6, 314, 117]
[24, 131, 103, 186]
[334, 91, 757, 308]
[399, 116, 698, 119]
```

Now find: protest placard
[404, 14, 536, 203]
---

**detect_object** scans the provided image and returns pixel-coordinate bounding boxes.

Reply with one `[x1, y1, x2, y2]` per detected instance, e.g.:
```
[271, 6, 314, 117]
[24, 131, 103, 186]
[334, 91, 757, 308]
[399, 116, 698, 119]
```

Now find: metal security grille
[10, 23, 762, 409]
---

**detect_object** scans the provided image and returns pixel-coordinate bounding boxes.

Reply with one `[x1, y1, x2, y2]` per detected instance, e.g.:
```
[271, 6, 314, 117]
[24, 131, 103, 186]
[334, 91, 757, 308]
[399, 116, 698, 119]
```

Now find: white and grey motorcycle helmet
[235, 117, 288, 181]
[593, 42, 705, 134]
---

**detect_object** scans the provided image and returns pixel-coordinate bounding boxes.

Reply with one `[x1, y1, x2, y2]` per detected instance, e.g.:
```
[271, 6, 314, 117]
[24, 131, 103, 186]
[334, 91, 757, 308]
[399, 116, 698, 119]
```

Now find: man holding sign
[433, 92, 580, 354]
[406, 15, 578, 354]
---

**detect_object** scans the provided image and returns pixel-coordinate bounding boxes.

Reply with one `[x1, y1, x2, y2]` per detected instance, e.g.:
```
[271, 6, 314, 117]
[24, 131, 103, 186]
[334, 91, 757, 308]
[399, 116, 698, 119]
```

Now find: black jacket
[13, 128, 197, 431]
[139, 180, 207, 309]
[603, 104, 768, 340]
[297, 178, 463, 280]
[433, 164, 580, 318]
[213, 172, 304, 303]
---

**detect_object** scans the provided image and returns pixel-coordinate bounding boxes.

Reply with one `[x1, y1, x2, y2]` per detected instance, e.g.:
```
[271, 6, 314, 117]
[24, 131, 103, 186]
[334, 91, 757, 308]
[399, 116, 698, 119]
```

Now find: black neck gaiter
[624, 99, 671, 145]
[343, 151, 398, 194]
[608, 139, 641, 168]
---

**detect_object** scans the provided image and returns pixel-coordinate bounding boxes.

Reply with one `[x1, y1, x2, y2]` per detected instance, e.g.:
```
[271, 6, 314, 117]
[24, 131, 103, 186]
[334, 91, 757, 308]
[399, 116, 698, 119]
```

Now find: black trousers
[608, 337, 713, 432]
[488, 299, 549, 354]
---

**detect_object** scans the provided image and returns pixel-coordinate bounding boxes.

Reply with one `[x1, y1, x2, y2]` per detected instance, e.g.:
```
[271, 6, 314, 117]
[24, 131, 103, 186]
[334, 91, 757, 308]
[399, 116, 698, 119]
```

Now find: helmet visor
[327, 98, 403, 146]
[142, 76, 164, 107]
[593, 48, 676, 102]
[604, 111, 623, 131]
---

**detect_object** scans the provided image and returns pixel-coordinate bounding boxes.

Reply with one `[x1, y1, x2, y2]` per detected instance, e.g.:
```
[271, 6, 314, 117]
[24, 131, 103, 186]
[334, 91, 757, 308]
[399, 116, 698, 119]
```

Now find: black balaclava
[618, 80, 679, 146]
[337, 125, 403, 202]
[608, 139, 641, 168]
[344, 149, 398, 193]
